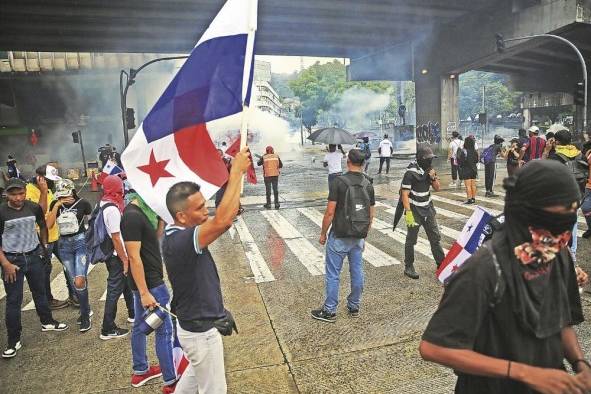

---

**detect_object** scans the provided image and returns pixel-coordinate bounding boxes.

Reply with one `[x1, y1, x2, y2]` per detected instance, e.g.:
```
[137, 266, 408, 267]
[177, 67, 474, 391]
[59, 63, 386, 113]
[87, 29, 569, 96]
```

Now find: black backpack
[556, 153, 589, 193]
[333, 174, 372, 238]
[86, 202, 116, 264]
[456, 148, 467, 166]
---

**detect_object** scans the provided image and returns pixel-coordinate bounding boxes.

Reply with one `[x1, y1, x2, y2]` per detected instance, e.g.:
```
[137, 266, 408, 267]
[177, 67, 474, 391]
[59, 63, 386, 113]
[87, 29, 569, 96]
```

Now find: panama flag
[436, 207, 494, 284]
[122, 0, 258, 223]
[97, 159, 123, 184]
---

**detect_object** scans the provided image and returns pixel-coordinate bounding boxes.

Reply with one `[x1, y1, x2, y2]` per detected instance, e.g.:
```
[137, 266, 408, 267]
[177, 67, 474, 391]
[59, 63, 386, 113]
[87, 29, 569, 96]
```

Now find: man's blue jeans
[101, 255, 134, 332]
[131, 284, 176, 385]
[3, 248, 54, 345]
[58, 233, 91, 319]
[323, 232, 365, 314]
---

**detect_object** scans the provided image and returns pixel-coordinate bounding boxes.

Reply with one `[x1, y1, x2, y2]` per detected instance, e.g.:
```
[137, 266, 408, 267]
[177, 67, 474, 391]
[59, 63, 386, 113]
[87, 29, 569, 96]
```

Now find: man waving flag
[122, 0, 257, 223]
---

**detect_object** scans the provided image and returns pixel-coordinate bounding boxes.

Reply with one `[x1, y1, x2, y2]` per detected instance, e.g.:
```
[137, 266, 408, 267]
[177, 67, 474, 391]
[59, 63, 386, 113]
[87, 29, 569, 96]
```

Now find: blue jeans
[323, 232, 365, 313]
[3, 248, 54, 345]
[101, 255, 134, 332]
[131, 284, 176, 385]
[45, 242, 76, 301]
[58, 233, 91, 318]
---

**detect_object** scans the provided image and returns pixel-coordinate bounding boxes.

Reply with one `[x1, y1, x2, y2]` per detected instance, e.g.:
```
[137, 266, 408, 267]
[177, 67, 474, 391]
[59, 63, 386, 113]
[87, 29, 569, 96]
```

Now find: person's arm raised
[197, 147, 251, 250]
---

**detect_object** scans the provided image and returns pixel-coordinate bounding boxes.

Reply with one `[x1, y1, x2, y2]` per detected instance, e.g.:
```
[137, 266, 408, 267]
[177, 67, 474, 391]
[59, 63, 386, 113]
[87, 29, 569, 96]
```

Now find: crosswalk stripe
[371, 217, 449, 258]
[23, 262, 97, 311]
[234, 217, 276, 283]
[375, 201, 462, 240]
[260, 211, 325, 276]
[431, 195, 503, 216]
[450, 192, 588, 228]
[297, 207, 399, 267]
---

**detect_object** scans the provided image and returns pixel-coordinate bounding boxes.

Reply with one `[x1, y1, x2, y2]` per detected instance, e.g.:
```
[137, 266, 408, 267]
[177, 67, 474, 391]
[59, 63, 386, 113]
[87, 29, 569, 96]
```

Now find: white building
[253, 60, 283, 118]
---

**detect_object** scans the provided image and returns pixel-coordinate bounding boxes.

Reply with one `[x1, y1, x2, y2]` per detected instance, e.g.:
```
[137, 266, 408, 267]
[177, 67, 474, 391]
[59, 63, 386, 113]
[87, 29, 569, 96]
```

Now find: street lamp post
[120, 55, 189, 146]
[496, 33, 588, 129]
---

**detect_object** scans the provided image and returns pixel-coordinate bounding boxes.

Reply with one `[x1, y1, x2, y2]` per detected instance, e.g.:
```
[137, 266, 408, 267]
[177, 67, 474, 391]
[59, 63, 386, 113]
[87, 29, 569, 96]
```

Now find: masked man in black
[420, 160, 591, 394]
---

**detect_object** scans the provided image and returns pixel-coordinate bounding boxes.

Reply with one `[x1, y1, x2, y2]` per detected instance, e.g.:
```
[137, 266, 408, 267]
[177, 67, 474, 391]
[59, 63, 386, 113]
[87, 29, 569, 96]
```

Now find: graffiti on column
[415, 122, 441, 145]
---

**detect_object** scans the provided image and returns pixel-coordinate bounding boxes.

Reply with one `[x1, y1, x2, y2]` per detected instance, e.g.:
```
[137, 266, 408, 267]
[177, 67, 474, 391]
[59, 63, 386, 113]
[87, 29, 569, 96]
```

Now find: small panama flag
[97, 159, 123, 184]
[436, 206, 494, 284]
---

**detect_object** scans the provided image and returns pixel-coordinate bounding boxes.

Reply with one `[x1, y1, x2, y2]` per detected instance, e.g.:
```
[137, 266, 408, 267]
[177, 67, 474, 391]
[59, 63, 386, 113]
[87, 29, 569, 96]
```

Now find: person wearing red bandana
[420, 160, 591, 394]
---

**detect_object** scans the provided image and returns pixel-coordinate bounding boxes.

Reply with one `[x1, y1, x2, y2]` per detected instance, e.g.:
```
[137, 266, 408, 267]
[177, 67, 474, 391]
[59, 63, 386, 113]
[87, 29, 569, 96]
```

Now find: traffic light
[126, 108, 136, 129]
[574, 82, 585, 106]
[495, 33, 505, 53]
[72, 131, 80, 144]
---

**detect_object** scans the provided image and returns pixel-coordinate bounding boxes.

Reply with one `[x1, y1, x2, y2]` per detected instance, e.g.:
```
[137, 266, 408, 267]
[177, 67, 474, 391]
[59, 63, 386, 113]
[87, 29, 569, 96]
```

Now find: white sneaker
[448, 182, 456, 187]
[2, 341, 22, 358]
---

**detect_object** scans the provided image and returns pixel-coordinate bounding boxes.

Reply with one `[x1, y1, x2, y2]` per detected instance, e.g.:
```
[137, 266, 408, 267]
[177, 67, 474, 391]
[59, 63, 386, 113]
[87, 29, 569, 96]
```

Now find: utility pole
[482, 85, 486, 148]
[78, 130, 88, 176]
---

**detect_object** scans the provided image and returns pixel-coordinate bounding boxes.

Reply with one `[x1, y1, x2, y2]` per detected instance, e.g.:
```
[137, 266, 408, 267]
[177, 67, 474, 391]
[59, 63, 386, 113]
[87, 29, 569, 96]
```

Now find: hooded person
[257, 145, 283, 209]
[420, 160, 590, 394]
[99, 175, 135, 340]
[400, 146, 445, 279]
[483, 135, 506, 197]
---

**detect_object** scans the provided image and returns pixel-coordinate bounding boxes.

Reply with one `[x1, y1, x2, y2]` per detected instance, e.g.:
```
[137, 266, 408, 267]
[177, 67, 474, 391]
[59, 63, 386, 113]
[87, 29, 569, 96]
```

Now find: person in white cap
[520, 126, 546, 162]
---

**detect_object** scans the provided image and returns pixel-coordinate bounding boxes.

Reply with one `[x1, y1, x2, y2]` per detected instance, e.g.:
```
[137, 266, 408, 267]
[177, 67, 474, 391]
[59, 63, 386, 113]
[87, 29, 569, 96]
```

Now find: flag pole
[239, 0, 258, 193]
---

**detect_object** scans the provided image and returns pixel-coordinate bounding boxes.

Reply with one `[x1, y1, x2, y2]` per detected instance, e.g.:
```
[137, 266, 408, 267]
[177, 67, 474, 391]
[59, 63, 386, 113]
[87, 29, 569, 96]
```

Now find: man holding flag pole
[121, 0, 257, 392]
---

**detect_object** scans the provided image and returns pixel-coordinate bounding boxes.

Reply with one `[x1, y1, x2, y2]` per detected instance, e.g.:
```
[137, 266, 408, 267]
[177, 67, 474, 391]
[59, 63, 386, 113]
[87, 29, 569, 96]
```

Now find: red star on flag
[137, 150, 174, 186]
[451, 264, 460, 273]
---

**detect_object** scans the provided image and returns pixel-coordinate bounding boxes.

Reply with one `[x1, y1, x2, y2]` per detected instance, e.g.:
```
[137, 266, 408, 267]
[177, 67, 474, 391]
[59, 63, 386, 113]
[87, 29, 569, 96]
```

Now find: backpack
[333, 174, 372, 238]
[481, 242, 506, 308]
[480, 145, 497, 165]
[556, 153, 589, 193]
[362, 143, 371, 159]
[85, 203, 116, 264]
[456, 148, 467, 166]
[56, 199, 82, 236]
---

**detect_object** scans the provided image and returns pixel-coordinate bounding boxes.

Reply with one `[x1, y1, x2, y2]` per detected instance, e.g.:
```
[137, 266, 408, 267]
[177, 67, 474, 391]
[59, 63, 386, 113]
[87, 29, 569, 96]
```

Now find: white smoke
[323, 86, 391, 130]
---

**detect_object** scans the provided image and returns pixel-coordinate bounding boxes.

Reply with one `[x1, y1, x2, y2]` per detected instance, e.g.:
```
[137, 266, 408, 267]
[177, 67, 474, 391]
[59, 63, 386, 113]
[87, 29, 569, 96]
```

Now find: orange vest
[262, 153, 280, 177]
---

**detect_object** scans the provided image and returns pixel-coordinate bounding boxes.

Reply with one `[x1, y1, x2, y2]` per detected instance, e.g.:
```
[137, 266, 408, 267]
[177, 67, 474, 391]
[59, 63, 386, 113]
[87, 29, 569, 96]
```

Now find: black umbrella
[307, 127, 357, 145]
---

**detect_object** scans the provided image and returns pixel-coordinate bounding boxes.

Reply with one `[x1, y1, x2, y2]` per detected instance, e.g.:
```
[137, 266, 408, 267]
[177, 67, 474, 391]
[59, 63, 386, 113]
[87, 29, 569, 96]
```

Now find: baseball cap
[528, 126, 540, 134]
[5, 178, 26, 192]
[416, 146, 436, 160]
[44, 165, 62, 181]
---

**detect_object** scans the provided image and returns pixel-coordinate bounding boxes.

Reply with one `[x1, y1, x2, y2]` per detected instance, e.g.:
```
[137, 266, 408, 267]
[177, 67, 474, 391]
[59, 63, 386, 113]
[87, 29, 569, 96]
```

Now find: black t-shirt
[328, 172, 375, 237]
[0, 200, 45, 253]
[489, 144, 503, 164]
[120, 204, 164, 291]
[401, 163, 435, 217]
[50, 198, 92, 236]
[422, 245, 584, 394]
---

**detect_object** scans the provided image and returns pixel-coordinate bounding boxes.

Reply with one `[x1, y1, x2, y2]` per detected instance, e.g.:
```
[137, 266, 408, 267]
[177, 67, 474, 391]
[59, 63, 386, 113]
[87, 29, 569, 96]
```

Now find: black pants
[264, 176, 279, 205]
[450, 159, 459, 181]
[378, 157, 391, 174]
[404, 209, 445, 268]
[102, 255, 134, 332]
[484, 162, 496, 192]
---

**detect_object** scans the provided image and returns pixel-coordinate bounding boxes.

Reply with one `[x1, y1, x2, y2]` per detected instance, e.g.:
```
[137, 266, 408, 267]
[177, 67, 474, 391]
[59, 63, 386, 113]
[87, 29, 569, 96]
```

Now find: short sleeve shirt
[0, 201, 45, 253]
[422, 245, 584, 394]
[26, 183, 59, 243]
[50, 198, 92, 236]
[328, 172, 375, 237]
[323, 151, 343, 174]
[121, 204, 164, 291]
[100, 201, 123, 255]
[379, 140, 393, 157]
[401, 164, 435, 217]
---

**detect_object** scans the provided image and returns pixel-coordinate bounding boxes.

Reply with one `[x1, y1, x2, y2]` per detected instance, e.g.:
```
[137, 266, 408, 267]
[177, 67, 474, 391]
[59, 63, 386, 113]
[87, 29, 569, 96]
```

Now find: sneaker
[263, 203, 271, 209]
[347, 306, 360, 318]
[470, 198, 476, 204]
[484, 191, 492, 197]
[2, 341, 22, 359]
[274, 204, 280, 209]
[404, 267, 420, 279]
[162, 383, 177, 394]
[77, 310, 94, 325]
[80, 316, 92, 332]
[488, 192, 498, 197]
[311, 308, 336, 323]
[41, 321, 69, 332]
[100, 327, 129, 340]
[68, 297, 80, 308]
[127, 317, 135, 324]
[131, 365, 162, 388]
[462, 200, 472, 205]
[49, 299, 69, 310]
[448, 182, 456, 187]
[237, 207, 245, 216]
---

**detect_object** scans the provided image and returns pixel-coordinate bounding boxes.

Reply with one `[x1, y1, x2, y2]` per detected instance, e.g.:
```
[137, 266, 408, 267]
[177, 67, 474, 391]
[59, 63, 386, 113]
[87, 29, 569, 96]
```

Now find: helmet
[54, 179, 75, 198]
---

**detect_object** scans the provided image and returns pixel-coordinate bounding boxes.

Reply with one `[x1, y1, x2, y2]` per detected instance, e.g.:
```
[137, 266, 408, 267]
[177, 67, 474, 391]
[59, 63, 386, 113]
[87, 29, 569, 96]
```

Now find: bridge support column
[415, 73, 459, 152]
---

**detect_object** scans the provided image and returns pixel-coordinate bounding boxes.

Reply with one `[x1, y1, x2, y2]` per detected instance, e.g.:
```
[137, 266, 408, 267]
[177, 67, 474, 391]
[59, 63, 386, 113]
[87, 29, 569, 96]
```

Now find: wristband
[572, 359, 591, 372]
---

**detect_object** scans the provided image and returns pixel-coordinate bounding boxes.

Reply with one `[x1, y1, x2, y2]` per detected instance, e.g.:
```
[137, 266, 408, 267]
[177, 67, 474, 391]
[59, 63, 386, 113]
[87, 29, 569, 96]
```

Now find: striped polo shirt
[0, 201, 46, 254]
[401, 163, 436, 216]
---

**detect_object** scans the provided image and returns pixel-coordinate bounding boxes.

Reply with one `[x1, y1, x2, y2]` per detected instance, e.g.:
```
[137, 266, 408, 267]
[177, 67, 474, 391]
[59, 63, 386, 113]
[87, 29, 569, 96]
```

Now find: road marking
[372, 217, 449, 258]
[261, 211, 325, 276]
[234, 217, 275, 283]
[375, 201, 462, 240]
[23, 262, 97, 311]
[298, 207, 399, 267]
[431, 195, 503, 216]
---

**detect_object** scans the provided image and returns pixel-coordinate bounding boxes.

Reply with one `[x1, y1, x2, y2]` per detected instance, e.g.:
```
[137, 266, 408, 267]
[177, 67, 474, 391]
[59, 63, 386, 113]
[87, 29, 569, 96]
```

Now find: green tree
[459, 71, 520, 120]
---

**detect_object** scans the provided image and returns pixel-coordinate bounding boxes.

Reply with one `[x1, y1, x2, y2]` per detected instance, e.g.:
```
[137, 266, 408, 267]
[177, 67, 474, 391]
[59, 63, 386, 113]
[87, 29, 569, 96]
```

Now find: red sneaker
[131, 365, 162, 387]
[162, 383, 177, 394]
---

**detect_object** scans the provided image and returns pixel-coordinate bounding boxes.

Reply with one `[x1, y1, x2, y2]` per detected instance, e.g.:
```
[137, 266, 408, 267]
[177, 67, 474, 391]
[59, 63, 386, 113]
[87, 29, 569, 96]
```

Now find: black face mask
[417, 158, 433, 171]
[507, 205, 578, 236]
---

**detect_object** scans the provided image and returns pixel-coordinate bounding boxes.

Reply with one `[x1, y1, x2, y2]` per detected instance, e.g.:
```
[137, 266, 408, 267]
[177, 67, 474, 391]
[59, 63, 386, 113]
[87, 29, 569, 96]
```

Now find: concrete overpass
[2, 0, 591, 143]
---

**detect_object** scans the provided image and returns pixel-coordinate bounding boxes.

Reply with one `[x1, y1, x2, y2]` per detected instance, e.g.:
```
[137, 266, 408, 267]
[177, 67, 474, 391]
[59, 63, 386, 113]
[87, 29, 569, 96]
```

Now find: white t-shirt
[323, 151, 343, 174]
[449, 139, 463, 159]
[379, 139, 393, 157]
[101, 201, 123, 255]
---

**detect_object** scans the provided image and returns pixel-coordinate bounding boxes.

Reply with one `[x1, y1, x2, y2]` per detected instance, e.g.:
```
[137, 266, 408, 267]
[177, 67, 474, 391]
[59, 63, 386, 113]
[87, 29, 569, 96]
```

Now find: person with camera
[50, 179, 93, 332]
[162, 147, 250, 394]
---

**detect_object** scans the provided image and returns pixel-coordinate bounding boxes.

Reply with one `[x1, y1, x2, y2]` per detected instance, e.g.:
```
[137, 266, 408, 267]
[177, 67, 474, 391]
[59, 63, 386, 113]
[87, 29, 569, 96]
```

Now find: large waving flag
[122, 0, 257, 223]
[436, 207, 494, 283]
